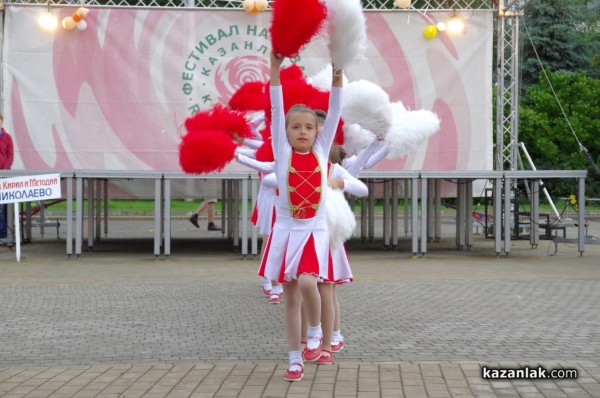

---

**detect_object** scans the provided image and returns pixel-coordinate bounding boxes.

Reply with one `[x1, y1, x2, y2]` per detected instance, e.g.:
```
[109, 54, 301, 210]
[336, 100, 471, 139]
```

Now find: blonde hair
[285, 104, 318, 128]
[314, 109, 327, 127]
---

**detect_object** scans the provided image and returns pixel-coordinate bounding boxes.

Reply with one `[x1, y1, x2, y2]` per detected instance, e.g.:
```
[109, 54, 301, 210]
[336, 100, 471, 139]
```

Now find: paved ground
[1, 216, 599, 397]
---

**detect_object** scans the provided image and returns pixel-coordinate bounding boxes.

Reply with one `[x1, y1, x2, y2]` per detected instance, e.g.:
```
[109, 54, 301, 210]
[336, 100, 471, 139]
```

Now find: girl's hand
[328, 178, 345, 190]
[232, 132, 244, 143]
[270, 52, 284, 68]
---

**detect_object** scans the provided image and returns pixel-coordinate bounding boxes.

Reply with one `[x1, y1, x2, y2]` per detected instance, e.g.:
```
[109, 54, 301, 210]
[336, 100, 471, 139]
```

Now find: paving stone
[1, 220, 600, 397]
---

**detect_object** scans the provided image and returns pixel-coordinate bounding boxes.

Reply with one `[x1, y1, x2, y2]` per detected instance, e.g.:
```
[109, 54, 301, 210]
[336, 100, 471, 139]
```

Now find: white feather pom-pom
[308, 64, 349, 91]
[342, 80, 393, 137]
[326, 0, 368, 70]
[326, 188, 356, 250]
[385, 104, 441, 158]
[342, 123, 376, 156]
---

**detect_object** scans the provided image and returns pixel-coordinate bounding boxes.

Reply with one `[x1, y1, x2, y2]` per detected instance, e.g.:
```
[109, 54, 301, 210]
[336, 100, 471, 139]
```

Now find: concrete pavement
[1, 217, 600, 397]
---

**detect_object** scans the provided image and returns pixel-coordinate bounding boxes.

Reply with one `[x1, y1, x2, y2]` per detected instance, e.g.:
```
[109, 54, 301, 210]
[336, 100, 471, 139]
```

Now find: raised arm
[330, 164, 368, 198]
[242, 138, 264, 150]
[363, 141, 389, 170]
[235, 146, 257, 158]
[270, 52, 285, 156]
[317, 67, 344, 152]
[345, 135, 386, 177]
[235, 153, 275, 174]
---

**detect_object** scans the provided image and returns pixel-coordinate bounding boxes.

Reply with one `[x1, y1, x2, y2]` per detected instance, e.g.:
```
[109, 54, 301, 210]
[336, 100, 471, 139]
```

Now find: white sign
[0, 173, 61, 204]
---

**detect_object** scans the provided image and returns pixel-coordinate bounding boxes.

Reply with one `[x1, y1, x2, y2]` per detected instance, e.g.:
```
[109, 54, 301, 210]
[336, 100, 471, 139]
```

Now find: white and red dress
[258, 85, 342, 283]
[324, 163, 368, 283]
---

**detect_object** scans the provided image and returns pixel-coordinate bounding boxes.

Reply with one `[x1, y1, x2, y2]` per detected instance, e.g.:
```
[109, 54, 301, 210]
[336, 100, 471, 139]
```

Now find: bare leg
[333, 284, 340, 331]
[194, 200, 209, 215]
[284, 281, 302, 351]
[301, 303, 307, 344]
[318, 283, 334, 353]
[298, 274, 320, 327]
[206, 202, 215, 223]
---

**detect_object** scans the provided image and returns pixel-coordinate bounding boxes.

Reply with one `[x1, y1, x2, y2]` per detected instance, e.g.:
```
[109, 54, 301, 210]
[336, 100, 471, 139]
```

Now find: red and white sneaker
[303, 338, 322, 361]
[283, 363, 304, 382]
[331, 340, 344, 352]
[268, 294, 280, 304]
[262, 287, 271, 296]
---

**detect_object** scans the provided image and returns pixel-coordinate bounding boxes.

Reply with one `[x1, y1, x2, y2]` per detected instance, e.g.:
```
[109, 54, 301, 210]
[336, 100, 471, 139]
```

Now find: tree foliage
[521, 0, 600, 89]
[519, 69, 600, 196]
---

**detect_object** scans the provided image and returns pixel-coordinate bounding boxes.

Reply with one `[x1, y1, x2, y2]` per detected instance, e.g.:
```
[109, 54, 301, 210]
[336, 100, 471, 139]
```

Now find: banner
[0, 173, 62, 204]
[2, 7, 493, 174]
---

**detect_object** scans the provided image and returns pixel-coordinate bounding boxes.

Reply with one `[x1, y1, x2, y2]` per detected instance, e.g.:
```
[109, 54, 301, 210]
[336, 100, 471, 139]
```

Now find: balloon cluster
[242, 0, 269, 13]
[62, 7, 89, 31]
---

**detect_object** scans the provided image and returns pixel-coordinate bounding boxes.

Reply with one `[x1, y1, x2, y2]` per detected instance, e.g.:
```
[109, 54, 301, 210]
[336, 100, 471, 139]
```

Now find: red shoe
[303, 339, 322, 361]
[331, 340, 344, 352]
[268, 294, 280, 304]
[262, 287, 271, 296]
[283, 363, 304, 382]
[316, 349, 333, 365]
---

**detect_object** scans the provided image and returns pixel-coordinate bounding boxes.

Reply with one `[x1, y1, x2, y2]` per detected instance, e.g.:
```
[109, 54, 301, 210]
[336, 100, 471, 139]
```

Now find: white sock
[307, 324, 322, 349]
[332, 330, 343, 342]
[289, 351, 303, 371]
[260, 277, 272, 290]
[272, 285, 282, 295]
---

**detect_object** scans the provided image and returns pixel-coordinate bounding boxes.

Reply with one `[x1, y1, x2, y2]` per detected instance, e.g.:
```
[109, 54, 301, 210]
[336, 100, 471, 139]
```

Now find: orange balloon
[72, 11, 82, 23]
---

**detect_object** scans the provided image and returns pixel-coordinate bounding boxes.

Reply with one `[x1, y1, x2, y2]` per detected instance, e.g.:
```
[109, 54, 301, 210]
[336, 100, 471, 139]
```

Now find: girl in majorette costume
[310, 145, 369, 365]
[234, 114, 284, 303]
[260, 52, 343, 382]
[327, 136, 388, 354]
[234, 150, 283, 304]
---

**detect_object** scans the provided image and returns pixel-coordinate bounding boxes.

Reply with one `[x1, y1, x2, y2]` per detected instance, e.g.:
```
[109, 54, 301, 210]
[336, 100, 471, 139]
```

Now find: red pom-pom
[179, 130, 237, 174]
[334, 119, 345, 146]
[259, 121, 271, 141]
[270, 0, 327, 58]
[185, 104, 253, 139]
[228, 81, 267, 111]
[255, 138, 274, 162]
[281, 64, 305, 82]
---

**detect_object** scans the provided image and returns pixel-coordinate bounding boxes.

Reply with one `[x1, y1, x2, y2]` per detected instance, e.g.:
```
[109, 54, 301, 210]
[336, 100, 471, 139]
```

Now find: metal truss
[3, 0, 493, 10]
[495, 0, 532, 171]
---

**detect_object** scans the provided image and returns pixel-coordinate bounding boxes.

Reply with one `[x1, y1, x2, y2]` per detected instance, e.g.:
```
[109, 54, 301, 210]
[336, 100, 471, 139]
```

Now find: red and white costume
[236, 153, 277, 236]
[324, 163, 368, 283]
[259, 85, 342, 283]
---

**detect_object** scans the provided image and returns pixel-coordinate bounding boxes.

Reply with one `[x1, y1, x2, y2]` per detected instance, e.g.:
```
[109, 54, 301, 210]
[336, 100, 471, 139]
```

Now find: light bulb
[38, 12, 58, 31]
[447, 15, 465, 34]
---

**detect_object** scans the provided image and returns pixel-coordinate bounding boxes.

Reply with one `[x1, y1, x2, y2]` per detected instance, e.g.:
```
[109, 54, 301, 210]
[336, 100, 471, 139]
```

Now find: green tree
[519, 69, 600, 196]
[520, 0, 599, 89]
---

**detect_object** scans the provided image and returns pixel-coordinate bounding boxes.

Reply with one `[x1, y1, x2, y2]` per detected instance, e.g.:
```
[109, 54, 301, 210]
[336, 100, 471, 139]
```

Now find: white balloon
[77, 20, 87, 31]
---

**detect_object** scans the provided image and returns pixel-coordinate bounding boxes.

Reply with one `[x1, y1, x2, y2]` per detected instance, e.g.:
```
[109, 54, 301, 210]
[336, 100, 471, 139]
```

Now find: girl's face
[286, 111, 317, 153]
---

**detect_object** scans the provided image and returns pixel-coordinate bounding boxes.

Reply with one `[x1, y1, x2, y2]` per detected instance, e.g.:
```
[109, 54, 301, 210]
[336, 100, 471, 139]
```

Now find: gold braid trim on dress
[287, 150, 322, 219]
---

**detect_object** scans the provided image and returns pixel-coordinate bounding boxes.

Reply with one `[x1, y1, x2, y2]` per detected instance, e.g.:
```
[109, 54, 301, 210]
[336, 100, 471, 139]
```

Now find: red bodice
[287, 151, 322, 219]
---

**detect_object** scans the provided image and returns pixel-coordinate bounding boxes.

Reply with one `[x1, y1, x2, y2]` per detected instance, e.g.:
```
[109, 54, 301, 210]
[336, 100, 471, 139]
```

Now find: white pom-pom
[342, 123, 376, 156]
[385, 104, 441, 158]
[326, 0, 368, 70]
[342, 80, 393, 137]
[326, 188, 356, 250]
[307, 64, 349, 91]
